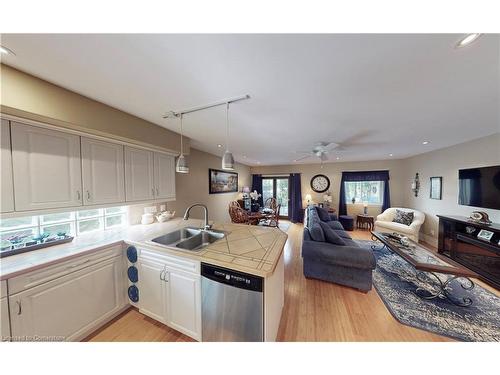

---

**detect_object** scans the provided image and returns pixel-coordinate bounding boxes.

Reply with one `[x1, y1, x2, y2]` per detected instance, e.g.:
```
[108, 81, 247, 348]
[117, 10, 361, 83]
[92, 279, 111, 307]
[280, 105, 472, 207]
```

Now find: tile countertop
[0, 218, 288, 280]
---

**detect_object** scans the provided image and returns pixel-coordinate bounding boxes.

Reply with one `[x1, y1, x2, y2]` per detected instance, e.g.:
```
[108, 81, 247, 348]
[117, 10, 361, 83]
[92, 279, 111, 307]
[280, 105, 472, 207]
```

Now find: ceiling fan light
[222, 150, 235, 170]
[176, 154, 189, 173]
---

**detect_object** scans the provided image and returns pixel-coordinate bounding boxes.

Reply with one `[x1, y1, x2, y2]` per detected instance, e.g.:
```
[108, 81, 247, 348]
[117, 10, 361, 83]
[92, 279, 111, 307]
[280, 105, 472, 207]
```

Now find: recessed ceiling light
[456, 34, 482, 48]
[422, 141, 430, 145]
[336, 157, 340, 160]
[0, 45, 15, 56]
[243, 155, 247, 158]
[217, 144, 222, 148]
[389, 153, 393, 157]
[256, 161, 261, 164]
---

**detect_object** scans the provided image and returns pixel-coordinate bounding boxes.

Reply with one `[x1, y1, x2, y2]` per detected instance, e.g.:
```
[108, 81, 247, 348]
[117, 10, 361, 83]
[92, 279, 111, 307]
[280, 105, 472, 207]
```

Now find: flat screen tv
[458, 165, 500, 210]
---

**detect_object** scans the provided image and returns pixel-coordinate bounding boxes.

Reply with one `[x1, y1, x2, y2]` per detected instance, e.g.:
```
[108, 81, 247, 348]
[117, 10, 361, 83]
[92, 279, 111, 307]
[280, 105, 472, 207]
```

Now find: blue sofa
[302, 206, 376, 292]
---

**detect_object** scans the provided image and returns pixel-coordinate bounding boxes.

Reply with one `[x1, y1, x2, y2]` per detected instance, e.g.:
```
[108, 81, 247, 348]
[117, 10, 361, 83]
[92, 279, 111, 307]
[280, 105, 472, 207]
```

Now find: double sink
[149, 227, 227, 252]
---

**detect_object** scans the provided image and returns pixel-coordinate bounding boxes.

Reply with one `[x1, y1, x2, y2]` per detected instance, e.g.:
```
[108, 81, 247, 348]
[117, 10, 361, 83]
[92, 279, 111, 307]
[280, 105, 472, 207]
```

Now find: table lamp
[305, 194, 312, 206]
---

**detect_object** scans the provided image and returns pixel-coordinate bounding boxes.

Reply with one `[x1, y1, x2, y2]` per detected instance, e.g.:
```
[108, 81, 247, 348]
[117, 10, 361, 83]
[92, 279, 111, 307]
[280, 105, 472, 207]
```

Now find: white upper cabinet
[1, 119, 15, 213]
[124, 146, 155, 202]
[11, 122, 83, 211]
[154, 152, 176, 200]
[81, 137, 125, 205]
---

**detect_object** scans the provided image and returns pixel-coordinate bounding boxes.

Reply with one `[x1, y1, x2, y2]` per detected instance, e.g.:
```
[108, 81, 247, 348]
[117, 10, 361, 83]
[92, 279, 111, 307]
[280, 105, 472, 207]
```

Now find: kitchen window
[0, 206, 128, 252]
[344, 181, 384, 205]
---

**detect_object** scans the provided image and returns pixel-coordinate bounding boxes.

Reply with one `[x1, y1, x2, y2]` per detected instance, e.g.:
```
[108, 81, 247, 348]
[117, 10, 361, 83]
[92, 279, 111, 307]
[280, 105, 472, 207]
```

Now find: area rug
[357, 240, 500, 341]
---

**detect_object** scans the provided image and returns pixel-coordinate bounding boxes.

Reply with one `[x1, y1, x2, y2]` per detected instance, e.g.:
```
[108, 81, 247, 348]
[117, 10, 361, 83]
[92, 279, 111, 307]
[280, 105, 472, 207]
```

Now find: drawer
[138, 247, 200, 275]
[1, 280, 6, 298]
[9, 244, 123, 294]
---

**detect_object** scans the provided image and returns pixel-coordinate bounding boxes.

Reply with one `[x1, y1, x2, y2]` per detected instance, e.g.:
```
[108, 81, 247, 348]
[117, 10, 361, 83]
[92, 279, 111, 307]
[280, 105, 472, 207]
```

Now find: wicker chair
[229, 205, 258, 225]
[264, 197, 278, 211]
[229, 201, 241, 208]
[262, 204, 281, 227]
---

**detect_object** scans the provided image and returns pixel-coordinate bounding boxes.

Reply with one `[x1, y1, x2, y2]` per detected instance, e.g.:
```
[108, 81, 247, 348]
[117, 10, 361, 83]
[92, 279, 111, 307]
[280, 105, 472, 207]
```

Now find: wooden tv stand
[437, 215, 500, 290]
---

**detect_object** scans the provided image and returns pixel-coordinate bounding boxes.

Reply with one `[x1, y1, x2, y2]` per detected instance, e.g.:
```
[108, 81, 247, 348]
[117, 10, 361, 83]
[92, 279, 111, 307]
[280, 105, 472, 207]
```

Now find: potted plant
[249, 190, 262, 212]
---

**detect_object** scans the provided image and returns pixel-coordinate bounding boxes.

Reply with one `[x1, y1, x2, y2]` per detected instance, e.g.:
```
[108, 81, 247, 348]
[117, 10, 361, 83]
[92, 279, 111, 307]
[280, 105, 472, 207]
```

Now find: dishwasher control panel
[201, 263, 263, 292]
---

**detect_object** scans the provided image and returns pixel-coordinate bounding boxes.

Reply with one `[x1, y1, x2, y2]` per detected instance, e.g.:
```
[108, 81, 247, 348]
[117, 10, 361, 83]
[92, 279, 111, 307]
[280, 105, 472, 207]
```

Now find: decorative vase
[363, 206, 368, 215]
[351, 197, 356, 204]
[251, 202, 260, 212]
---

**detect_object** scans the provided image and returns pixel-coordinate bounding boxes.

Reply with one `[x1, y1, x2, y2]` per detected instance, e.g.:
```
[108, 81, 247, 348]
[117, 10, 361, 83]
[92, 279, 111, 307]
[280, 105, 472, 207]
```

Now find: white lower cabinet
[9, 255, 126, 341]
[137, 249, 201, 341]
[165, 268, 201, 341]
[137, 258, 167, 324]
[1, 297, 10, 341]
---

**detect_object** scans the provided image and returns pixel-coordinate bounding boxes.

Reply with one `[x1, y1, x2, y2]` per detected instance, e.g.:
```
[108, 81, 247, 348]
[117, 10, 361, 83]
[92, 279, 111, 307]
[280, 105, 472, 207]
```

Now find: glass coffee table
[371, 231, 478, 306]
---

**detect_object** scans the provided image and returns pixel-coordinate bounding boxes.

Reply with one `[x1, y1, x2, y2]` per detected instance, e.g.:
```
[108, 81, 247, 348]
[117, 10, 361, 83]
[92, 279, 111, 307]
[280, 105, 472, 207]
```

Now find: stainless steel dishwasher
[201, 263, 264, 342]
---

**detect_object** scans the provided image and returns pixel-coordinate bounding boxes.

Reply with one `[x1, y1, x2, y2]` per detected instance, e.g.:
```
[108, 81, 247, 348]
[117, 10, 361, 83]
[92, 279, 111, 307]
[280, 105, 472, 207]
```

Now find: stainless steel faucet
[183, 204, 212, 230]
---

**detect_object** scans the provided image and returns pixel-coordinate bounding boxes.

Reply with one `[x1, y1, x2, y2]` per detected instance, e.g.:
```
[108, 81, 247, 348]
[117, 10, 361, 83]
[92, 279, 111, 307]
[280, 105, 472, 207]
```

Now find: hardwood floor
[87, 222, 496, 342]
[85, 307, 195, 342]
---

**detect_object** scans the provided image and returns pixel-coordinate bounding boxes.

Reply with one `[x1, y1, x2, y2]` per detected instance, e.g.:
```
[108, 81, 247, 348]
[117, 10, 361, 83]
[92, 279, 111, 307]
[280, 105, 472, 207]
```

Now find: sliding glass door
[262, 177, 289, 217]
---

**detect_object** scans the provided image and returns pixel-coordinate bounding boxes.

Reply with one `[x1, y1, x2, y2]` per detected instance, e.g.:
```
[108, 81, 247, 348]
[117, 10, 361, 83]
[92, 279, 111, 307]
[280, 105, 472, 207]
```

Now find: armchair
[374, 207, 425, 242]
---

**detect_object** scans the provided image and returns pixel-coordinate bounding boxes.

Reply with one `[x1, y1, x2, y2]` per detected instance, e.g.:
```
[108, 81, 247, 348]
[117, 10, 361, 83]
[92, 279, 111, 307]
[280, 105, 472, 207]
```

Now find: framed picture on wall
[209, 168, 238, 194]
[430, 176, 442, 200]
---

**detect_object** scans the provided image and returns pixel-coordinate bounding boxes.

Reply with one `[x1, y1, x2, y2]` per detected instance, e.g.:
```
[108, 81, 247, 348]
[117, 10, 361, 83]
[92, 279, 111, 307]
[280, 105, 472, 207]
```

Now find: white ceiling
[1, 34, 499, 166]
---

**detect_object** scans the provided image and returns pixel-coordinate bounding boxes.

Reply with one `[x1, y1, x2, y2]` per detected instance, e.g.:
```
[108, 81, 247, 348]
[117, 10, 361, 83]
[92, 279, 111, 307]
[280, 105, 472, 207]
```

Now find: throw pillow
[315, 206, 332, 222]
[392, 209, 414, 226]
[319, 221, 346, 246]
[308, 216, 326, 242]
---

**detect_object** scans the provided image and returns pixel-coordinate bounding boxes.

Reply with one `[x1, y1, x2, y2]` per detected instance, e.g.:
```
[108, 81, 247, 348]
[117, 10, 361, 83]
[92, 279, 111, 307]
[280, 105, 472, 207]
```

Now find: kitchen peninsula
[0, 218, 287, 342]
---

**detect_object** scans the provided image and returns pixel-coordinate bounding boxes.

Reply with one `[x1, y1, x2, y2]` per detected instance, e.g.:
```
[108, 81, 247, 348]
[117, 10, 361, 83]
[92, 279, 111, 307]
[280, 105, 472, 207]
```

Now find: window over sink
[0, 206, 128, 253]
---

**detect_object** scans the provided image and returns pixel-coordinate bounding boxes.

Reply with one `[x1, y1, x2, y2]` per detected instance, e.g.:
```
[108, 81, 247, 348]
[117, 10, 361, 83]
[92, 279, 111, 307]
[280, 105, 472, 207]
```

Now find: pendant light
[221, 102, 235, 170]
[176, 114, 189, 173]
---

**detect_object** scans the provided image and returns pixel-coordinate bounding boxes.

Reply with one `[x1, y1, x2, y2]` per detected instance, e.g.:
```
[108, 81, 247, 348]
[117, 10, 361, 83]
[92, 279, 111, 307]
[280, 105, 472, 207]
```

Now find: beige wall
[0, 64, 188, 153]
[402, 133, 500, 245]
[169, 148, 251, 222]
[250, 159, 407, 217]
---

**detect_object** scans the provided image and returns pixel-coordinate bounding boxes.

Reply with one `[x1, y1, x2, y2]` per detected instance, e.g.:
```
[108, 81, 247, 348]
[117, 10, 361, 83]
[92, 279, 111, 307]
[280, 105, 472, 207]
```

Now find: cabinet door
[137, 258, 166, 323]
[154, 153, 176, 200]
[81, 137, 125, 205]
[1, 297, 10, 341]
[124, 146, 154, 202]
[11, 122, 82, 211]
[9, 256, 125, 341]
[1, 119, 15, 213]
[165, 268, 201, 341]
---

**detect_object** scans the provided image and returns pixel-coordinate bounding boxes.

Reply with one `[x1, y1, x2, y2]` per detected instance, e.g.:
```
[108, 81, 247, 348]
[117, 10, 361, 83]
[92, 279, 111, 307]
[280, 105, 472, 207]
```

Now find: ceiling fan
[293, 141, 341, 163]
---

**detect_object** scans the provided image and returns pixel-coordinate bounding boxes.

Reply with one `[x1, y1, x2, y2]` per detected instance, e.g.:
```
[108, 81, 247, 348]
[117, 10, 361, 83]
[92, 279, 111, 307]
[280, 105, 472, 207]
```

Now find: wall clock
[310, 174, 330, 193]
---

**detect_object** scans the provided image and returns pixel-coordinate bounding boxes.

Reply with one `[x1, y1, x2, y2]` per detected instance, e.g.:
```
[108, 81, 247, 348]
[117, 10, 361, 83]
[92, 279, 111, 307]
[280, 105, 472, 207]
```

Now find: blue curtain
[251, 174, 264, 207]
[338, 170, 391, 215]
[289, 173, 303, 223]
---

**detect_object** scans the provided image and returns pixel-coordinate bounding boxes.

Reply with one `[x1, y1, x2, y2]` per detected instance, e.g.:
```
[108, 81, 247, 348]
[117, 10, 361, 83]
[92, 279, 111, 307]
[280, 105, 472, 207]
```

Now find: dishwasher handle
[201, 263, 263, 292]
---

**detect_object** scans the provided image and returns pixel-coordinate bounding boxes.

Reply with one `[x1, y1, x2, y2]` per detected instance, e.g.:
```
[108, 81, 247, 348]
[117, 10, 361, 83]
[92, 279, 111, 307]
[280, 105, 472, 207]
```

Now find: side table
[356, 214, 374, 230]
